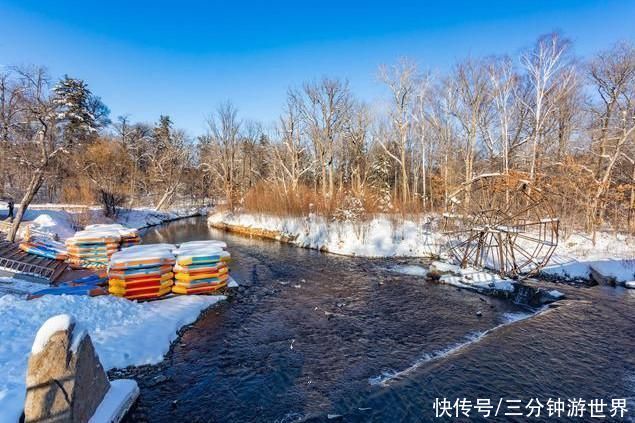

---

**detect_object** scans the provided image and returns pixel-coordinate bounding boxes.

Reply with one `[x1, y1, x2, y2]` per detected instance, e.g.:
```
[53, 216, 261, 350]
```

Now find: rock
[538, 289, 566, 304]
[476, 310, 482, 317]
[150, 374, 168, 386]
[24, 315, 110, 423]
[590, 266, 617, 286]
[425, 270, 441, 282]
[626, 281, 635, 289]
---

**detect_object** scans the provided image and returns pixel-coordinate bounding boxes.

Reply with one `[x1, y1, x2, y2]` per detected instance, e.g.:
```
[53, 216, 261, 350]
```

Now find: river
[122, 216, 635, 422]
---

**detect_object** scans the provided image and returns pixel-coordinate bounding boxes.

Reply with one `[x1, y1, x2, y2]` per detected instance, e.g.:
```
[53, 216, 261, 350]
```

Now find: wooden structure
[443, 173, 559, 279]
[0, 235, 68, 282]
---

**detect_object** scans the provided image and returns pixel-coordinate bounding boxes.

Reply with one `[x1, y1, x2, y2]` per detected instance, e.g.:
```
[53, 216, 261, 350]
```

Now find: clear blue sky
[1, 0, 633, 135]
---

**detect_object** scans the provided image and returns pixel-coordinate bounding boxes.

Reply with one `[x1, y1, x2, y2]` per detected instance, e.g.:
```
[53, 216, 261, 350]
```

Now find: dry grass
[238, 182, 442, 219]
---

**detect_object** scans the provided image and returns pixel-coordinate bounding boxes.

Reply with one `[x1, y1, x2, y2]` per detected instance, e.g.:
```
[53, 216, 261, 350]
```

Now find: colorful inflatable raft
[172, 241, 231, 294]
[66, 228, 123, 268]
[108, 244, 176, 300]
[19, 233, 69, 261]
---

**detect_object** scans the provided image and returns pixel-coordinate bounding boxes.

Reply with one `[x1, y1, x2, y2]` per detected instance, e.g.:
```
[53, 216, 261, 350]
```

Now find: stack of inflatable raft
[172, 241, 230, 294]
[65, 224, 140, 269]
[108, 244, 176, 300]
[66, 229, 121, 268]
[19, 235, 69, 261]
[85, 224, 141, 248]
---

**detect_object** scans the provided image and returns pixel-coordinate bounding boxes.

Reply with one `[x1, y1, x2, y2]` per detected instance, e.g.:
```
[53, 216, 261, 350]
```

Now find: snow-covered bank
[115, 206, 206, 231]
[0, 204, 206, 241]
[208, 211, 443, 257]
[0, 292, 224, 423]
[209, 211, 635, 284]
[542, 232, 635, 284]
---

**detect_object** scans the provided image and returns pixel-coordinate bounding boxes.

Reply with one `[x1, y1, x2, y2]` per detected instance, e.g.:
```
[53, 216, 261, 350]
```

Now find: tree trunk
[8, 170, 44, 242]
[629, 161, 635, 231]
[155, 186, 175, 211]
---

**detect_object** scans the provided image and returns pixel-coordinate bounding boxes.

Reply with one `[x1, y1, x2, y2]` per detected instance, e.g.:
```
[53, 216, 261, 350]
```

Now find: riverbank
[208, 211, 443, 257]
[1, 204, 207, 241]
[208, 211, 635, 284]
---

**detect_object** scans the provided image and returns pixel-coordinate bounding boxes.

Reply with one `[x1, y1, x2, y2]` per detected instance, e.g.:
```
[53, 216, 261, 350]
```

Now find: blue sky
[1, 0, 633, 135]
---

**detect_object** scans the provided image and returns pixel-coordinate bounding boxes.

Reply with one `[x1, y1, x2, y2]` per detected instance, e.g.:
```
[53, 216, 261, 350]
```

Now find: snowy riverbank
[0, 282, 225, 423]
[208, 211, 444, 257]
[208, 211, 635, 284]
[0, 204, 206, 241]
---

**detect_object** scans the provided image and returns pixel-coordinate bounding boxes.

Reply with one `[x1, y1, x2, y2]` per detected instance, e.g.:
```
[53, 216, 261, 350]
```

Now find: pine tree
[52, 75, 108, 145]
[369, 153, 393, 212]
[153, 115, 173, 148]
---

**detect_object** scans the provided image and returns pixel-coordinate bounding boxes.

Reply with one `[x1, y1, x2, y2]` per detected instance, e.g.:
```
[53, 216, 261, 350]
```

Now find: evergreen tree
[52, 75, 109, 145]
[153, 115, 173, 148]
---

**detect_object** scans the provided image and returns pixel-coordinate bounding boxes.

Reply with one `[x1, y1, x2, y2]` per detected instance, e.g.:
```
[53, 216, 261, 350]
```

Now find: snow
[227, 276, 239, 288]
[0, 293, 225, 423]
[25, 210, 77, 240]
[89, 379, 139, 423]
[31, 314, 74, 355]
[386, 261, 518, 294]
[543, 232, 635, 283]
[431, 262, 517, 293]
[175, 240, 227, 252]
[0, 277, 48, 296]
[386, 264, 428, 277]
[0, 204, 205, 242]
[209, 212, 443, 258]
[110, 245, 175, 263]
[70, 328, 88, 354]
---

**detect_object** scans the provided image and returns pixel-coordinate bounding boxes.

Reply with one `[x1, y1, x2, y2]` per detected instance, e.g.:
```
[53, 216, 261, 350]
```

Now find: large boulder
[24, 314, 110, 423]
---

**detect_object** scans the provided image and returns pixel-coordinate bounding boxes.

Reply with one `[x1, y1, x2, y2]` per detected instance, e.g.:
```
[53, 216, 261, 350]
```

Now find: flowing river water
[121, 217, 635, 422]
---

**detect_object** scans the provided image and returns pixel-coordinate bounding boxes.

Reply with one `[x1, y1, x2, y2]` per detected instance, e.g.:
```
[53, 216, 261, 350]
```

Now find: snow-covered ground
[209, 211, 635, 284]
[0, 285, 224, 423]
[208, 211, 444, 257]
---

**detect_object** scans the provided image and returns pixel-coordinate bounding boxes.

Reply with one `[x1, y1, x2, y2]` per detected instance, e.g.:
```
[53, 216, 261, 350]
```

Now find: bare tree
[411, 72, 432, 208]
[201, 101, 241, 209]
[292, 78, 351, 199]
[273, 96, 313, 193]
[521, 33, 575, 179]
[586, 42, 635, 235]
[448, 58, 491, 194]
[378, 58, 418, 204]
[485, 56, 519, 175]
[7, 67, 67, 241]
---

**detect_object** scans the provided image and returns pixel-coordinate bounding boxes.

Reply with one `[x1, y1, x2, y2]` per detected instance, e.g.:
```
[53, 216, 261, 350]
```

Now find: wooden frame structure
[442, 173, 559, 279]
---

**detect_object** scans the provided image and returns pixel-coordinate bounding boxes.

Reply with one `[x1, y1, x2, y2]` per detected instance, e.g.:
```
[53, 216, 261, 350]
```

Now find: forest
[1, 32, 634, 242]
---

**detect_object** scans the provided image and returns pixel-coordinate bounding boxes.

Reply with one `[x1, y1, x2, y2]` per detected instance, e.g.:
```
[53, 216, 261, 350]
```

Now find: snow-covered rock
[25, 314, 111, 423]
[31, 314, 74, 355]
